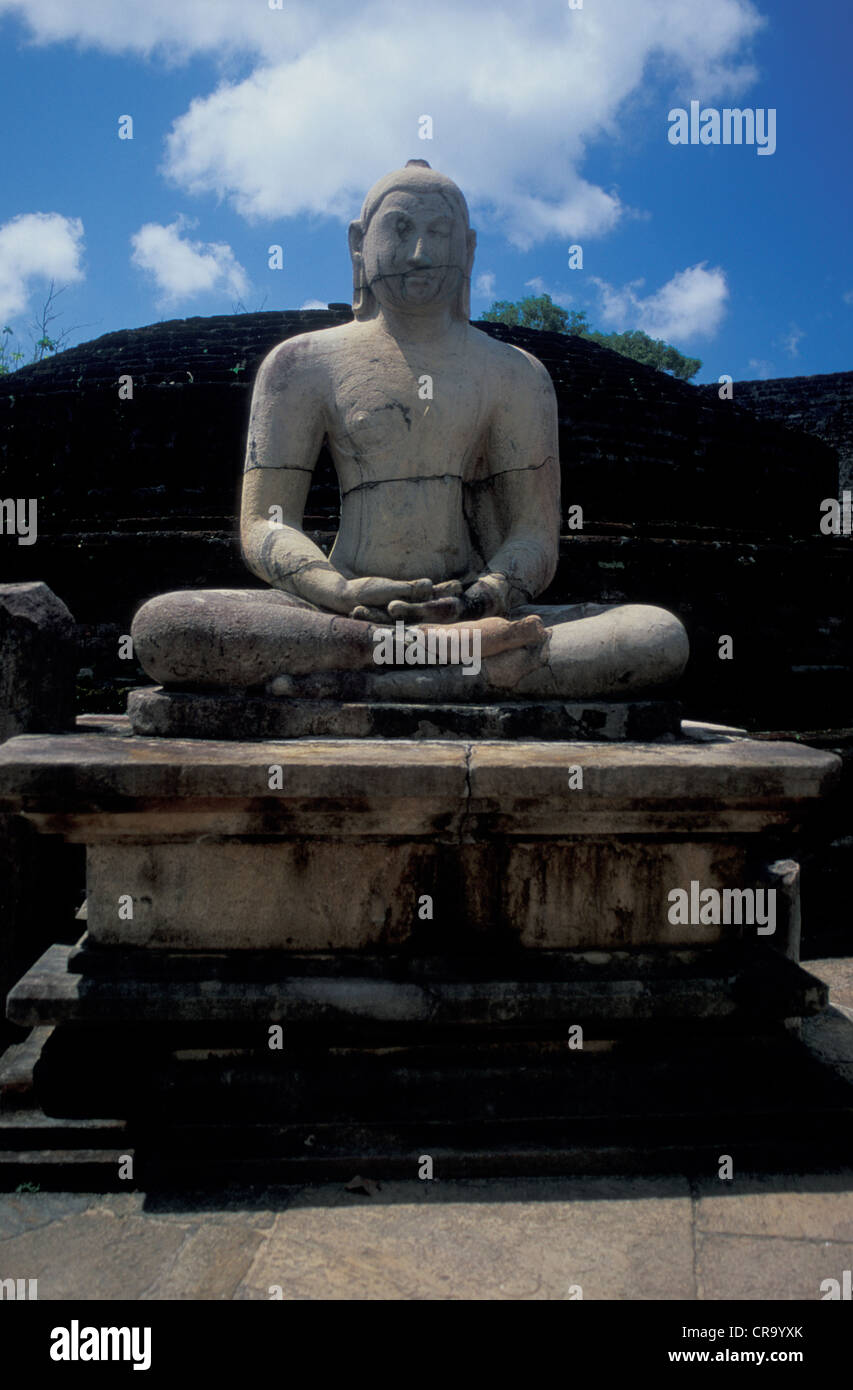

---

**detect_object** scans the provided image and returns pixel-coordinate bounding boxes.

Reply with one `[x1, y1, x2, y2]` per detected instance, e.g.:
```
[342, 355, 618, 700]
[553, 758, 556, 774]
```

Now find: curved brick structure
[0, 308, 837, 535]
[698, 372, 853, 492]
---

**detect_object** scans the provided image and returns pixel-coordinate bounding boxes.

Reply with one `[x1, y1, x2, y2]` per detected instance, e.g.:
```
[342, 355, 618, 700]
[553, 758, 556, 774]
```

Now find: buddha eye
[396, 218, 412, 236]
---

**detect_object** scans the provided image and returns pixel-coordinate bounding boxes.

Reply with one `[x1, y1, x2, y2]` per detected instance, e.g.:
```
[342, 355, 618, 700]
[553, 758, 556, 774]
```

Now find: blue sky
[0, 0, 850, 384]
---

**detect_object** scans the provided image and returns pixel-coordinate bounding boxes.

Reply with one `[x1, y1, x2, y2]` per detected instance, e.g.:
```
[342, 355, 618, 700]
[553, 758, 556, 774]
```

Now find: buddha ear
[348, 220, 365, 260]
[349, 220, 373, 319]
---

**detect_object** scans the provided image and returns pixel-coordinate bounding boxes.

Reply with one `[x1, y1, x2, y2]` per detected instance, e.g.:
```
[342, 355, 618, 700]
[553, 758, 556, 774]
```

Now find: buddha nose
[408, 238, 432, 267]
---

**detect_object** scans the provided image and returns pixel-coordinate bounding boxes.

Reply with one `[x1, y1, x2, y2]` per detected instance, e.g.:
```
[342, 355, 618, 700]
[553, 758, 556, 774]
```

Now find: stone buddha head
[348, 160, 477, 322]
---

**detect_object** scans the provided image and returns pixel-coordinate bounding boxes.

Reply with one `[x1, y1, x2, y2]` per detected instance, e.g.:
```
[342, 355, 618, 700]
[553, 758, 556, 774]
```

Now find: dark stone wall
[698, 372, 853, 492]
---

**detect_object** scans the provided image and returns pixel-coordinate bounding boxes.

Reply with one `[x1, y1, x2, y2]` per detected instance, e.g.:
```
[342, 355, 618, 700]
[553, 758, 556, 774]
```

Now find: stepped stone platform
[3, 991, 853, 1189]
[0, 716, 843, 1184]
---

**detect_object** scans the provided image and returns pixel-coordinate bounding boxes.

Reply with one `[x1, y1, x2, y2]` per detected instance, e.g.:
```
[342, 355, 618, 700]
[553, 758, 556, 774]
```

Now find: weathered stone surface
[0, 582, 81, 1049]
[7, 942, 828, 1027]
[695, 1169, 853, 1242]
[237, 1177, 696, 1300]
[696, 1234, 853, 1302]
[0, 720, 839, 823]
[82, 838, 768, 950]
[4, 1174, 853, 1300]
[0, 582, 76, 742]
[127, 687, 682, 742]
[0, 722, 838, 952]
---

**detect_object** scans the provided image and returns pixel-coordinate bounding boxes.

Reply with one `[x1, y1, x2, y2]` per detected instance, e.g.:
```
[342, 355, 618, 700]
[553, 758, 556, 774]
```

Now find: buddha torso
[316, 318, 497, 584]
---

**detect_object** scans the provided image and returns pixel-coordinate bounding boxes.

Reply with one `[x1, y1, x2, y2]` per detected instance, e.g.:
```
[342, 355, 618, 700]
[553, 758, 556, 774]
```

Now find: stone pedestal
[128, 687, 682, 743]
[0, 716, 837, 954]
[0, 716, 845, 1185]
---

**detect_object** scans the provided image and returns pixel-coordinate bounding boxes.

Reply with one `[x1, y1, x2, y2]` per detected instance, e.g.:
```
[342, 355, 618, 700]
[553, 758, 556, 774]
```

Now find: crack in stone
[341, 472, 464, 498]
[259, 531, 331, 583]
[457, 741, 475, 844]
[476, 455, 553, 481]
[688, 1176, 702, 1300]
[244, 462, 314, 473]
[376, 401, 412, 431]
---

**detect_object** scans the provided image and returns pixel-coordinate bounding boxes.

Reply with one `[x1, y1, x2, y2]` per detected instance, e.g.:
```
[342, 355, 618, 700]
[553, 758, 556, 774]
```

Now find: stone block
[0, 582, 76, 742]
[127, 687, 682, 742]
[6, 942, 829, 1030]
[0, 582, 79, 1049]
[85, 837, 749, 950]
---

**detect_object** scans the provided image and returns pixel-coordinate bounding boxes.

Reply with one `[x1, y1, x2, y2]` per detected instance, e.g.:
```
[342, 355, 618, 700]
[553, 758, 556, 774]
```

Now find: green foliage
[583, 326, 701, 381]
[482, 293, 702, 380]
[0, 282, 76, 376]
[483, 293, 572, 332]
[0, 326, 26, 376]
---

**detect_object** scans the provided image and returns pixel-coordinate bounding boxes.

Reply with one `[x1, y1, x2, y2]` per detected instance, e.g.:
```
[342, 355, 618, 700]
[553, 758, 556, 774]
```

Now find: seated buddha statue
[131, 160, 688, 702]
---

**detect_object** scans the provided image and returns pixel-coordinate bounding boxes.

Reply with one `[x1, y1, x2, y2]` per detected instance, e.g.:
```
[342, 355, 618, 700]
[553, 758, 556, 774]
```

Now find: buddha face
[356, 189, 472, 315]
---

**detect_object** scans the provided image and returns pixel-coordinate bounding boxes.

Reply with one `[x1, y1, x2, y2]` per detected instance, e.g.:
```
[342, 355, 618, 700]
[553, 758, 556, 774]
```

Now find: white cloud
[0, 0, 765, 248]
[0, 0, 323, 61]
[780, 323, 804, 357]
[844, 290, 853, 306]
[130, 218, 249, 304]
[592, 263, 729, 341]
[0, 212, 85, 322]
[300, 299, 328, 309]
[748, 357, 774, 380]
[474, 272, 496, 300]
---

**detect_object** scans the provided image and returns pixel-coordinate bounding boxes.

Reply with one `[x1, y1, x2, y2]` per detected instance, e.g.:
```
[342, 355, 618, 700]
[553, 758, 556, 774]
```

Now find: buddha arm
[480, 349, 561, 607]
[240, 340, 351, 613]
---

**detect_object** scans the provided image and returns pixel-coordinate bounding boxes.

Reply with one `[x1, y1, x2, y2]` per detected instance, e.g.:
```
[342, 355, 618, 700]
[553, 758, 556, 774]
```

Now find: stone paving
[0, 957, 850, 1302]
[1, 1172, 852, 1301]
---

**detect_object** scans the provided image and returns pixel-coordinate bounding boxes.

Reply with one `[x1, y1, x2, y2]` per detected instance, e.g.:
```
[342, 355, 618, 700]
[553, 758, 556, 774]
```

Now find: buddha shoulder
[252, 323, 351, 397]
[471, 328, 556, 406]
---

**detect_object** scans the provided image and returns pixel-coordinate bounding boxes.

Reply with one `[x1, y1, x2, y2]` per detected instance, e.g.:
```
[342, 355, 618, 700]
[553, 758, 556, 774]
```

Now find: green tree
[483, 292, 570, 332]
[482, 294, 701, 380]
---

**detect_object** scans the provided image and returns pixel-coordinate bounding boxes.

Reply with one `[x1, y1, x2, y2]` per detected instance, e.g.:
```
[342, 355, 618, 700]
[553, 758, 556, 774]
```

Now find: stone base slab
[6, 941, 828, 1030]
[82, 837, 775, 950]
[127, 687, 683, 742]
[0, 719, 839, 952]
